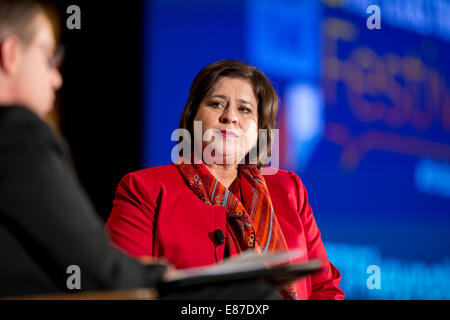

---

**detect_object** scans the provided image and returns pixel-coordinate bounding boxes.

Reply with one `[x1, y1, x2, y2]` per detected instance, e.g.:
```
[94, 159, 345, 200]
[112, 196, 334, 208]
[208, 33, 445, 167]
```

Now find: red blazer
[106, 164, 344, 300]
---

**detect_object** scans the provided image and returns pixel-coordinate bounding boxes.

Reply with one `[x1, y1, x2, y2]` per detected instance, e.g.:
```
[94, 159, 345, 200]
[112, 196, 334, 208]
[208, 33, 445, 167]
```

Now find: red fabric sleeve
[290, 172, 345, 300]
[105, 173, 157, 259]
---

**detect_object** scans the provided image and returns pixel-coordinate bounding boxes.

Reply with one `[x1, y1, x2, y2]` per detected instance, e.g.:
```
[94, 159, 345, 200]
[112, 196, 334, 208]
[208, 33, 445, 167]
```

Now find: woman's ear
[0, 35, 22, 75]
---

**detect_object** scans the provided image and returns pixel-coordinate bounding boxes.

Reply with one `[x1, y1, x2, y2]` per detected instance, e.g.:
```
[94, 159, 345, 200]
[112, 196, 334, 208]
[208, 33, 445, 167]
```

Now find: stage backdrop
[142, 0, 450, 299]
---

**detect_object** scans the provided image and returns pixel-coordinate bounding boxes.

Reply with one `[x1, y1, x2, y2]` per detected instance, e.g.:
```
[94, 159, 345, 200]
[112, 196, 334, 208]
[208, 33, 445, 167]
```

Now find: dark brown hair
[0, 0, 43, 45]
[178, 60, 279, 168]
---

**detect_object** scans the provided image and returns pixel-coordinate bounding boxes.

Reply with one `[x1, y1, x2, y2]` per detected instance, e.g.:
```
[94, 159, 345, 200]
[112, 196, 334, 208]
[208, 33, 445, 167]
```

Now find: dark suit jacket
[0, 106, 167, 297]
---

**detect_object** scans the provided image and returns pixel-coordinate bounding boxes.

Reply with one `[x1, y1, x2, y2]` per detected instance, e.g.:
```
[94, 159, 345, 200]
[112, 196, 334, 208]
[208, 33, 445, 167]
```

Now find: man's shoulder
[0, 106, 54, 144]
[0, 105, 43, 128]
[0, 106, 72, 180]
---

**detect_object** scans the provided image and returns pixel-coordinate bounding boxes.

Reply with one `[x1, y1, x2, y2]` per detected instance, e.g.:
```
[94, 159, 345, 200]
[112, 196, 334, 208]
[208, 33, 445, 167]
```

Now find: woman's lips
[220, 130, 239, 138]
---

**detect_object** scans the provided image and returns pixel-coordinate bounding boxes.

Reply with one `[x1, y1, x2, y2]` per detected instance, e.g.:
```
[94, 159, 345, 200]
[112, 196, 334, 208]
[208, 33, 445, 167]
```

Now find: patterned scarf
[177, 162, 298, 300]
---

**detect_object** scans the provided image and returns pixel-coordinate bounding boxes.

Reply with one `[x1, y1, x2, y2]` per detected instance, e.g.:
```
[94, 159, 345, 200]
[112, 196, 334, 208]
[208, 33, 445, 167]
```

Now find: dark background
[47, 1, 143, 221]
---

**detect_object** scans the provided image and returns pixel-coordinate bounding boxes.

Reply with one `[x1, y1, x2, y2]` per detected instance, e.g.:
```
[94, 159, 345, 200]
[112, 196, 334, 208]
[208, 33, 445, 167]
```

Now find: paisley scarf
[177, 162, 298, 300]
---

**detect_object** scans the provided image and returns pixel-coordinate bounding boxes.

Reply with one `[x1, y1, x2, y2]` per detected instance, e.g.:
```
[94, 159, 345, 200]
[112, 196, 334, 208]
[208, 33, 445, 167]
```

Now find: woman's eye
[210, 102, 224, 108]
[239, 107, 251, 113]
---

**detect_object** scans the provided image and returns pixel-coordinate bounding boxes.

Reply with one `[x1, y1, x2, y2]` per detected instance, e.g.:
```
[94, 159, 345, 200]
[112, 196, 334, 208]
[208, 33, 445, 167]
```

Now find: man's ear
[0, 35, 22, 75]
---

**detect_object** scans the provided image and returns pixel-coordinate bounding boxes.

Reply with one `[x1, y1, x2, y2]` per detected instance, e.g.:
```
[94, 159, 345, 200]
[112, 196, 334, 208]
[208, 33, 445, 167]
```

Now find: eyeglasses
[0, 36, 66, 69]
[33, 42, 65, 69]
[49, 45, 65, 69]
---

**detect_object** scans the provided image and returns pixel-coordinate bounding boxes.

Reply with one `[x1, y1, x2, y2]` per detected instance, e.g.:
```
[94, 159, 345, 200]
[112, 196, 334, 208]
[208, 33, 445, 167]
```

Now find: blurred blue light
[246, 0, 321, 79]
[284, 83, 324, 172]
[325, 242, 450, 299]
[415, 158, 450, 198]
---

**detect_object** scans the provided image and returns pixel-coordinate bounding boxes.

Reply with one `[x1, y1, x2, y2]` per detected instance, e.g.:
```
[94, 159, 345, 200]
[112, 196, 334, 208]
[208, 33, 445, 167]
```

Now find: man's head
[0, 0, 62, 118]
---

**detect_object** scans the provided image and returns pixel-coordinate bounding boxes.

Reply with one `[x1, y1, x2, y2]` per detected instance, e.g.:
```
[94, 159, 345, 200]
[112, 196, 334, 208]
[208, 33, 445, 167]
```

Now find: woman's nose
[52, 69, 63, 91]
[219, 106, 238, 124]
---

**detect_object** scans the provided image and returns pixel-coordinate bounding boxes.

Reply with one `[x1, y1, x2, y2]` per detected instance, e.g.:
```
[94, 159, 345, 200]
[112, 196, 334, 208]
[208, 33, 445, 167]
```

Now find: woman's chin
[202, 153, 245, 166]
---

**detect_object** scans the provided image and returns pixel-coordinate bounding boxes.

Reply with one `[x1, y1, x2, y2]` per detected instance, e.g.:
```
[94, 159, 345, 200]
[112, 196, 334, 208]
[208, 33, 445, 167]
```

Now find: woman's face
[193, 77, 258, 165]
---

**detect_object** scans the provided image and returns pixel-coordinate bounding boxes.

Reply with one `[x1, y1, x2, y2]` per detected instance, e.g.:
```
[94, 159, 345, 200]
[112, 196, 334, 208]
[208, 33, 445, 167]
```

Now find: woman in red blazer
[106, 60, 344, 300]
